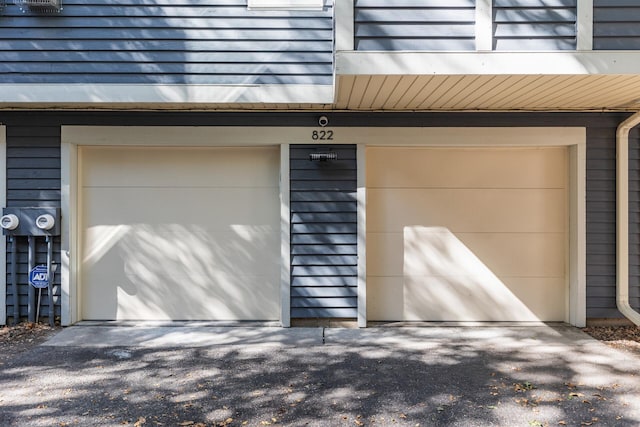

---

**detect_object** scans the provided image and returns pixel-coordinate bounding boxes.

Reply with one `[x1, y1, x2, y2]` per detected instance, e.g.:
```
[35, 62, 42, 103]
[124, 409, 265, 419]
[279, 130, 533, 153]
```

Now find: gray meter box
[2, 207, 61, 236]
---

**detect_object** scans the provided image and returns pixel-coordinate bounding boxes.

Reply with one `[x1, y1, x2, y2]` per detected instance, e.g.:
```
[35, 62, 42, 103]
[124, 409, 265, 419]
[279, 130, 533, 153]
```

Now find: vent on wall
[18, 0, 61, 12]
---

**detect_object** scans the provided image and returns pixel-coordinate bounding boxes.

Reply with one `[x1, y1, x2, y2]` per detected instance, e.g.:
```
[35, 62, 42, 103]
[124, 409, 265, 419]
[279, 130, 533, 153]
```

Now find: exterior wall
[0, 111, 635, 323]
[594, 0, 640, 50]
[4, 123, 61, 323]
[0, 0, 333, 85]
[354, 0, 477, 51]
[290, 144, 358, 318]
[493, 0, 577, 50]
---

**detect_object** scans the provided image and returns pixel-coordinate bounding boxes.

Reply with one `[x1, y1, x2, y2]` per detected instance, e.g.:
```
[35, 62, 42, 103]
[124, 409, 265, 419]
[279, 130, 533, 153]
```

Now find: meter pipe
[10, 236, 18, 325]
[617, 111, 640, 326]
[46, 235, 54, 327]
[27, 235, 35, 323]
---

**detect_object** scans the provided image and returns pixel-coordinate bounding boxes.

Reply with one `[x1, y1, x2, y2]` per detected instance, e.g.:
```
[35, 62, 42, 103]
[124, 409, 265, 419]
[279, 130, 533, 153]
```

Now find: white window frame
[247, 0, 324, 10]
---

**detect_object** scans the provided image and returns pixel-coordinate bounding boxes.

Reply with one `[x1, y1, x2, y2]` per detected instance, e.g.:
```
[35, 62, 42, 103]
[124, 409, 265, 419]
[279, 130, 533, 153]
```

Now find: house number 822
[311, 130, 334, 141]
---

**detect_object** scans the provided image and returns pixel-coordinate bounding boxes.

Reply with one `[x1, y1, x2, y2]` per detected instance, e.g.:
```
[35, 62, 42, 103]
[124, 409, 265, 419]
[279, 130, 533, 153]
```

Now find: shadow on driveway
[1, 324, 639, 426]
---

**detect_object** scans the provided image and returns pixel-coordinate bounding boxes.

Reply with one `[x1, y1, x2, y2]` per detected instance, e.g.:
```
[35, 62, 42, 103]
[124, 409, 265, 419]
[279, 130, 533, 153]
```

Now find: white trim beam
[335, 0, 354, 51]
[0, 84, 334, 105]
[337, 51, 640, 76]
[357, 144, 366, 328]
[280, 144, 291, 327]
[577, 0, 594, 51]
[60, 142, 78, 326]
[475, 0, 493, 51]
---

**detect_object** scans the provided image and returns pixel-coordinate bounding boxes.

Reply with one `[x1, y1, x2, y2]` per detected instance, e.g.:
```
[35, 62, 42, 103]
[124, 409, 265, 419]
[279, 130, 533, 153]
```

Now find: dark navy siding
[0, 0, 333, 85]
[0, 111, 635, 322]
[493, 0, 577, 50]
[594, 0, 640, 50]
[628, 128, 640, 313]
[4, 125, 61, 323]
[290, 144, 358, 319]
[585, 123, 640, 318]
[354, 0, 476, 51]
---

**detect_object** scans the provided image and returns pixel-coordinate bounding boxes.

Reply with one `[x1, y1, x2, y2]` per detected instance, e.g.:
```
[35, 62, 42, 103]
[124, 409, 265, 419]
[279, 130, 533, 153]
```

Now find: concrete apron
[45, 323, 614, 349]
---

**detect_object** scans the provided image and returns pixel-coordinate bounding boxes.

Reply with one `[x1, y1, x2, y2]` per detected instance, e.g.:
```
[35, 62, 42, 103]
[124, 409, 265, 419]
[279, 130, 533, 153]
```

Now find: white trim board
[0, 84, 334, 105]
[61, 126, 586, 327]
[63, 126, 581, 147]
[336, 51, 640, 76]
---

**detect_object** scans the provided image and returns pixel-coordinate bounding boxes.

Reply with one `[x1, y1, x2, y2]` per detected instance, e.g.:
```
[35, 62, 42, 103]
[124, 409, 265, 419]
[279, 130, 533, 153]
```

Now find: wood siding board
[290, 144, 358, 319]
[354, 2, 476, 51]
[0, 2, 333, 85]
[5, 125, 61, 322]
[594, 3, 640, 50]
[493, 0, 577, 50]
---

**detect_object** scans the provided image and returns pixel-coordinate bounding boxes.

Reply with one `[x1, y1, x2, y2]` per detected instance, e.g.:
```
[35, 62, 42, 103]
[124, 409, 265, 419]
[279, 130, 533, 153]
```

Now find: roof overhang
[335, 51, 640, 111]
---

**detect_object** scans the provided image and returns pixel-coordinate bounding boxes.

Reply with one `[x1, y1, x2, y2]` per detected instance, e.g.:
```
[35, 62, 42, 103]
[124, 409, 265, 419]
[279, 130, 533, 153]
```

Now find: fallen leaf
[178, 422, 194, 426]
[134, 417, 146, 427]
[559, 422, 567, 426]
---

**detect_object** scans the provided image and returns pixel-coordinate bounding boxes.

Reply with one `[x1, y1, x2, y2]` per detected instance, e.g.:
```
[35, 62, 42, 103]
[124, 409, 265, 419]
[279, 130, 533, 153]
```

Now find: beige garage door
[80, 146, 280, 321]
[367, 147, 567, 322]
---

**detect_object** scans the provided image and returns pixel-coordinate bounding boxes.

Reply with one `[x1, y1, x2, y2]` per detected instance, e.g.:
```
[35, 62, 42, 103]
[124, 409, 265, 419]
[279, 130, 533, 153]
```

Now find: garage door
[80, 146, 280, 321]
[367, 147, 567, 322]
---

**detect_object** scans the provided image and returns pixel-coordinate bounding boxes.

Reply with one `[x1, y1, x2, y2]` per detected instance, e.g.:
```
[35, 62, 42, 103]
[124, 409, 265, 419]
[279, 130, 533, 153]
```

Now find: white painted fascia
[336, 51, 640, 76]
[0, 84, 334, 105]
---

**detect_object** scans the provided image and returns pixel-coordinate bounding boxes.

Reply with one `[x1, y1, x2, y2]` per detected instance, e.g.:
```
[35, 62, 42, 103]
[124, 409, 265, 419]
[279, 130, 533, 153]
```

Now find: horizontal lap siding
[5, 126, 61, 323]
[354, 0, 476, 51]
[594, 0, 640, 50]
[0, 0, 333, 85]
[493, 0, 577, 50]
[629, 128, 640, 314]
[586, 125, 640, 318]
[290, 145, 358, 319]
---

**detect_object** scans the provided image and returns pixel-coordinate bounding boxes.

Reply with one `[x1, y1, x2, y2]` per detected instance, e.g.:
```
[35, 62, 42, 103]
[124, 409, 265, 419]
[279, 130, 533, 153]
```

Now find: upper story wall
[354, 0, 476, 51]
[351, 0, 640, 52]
[493, 0, 577, 51]
[594, 0, 640, 50]
[0, 0, 334, 85]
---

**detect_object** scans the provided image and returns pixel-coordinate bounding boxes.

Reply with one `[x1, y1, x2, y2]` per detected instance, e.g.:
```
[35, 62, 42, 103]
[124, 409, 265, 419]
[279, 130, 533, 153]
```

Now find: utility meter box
[1, 207, 61, 236]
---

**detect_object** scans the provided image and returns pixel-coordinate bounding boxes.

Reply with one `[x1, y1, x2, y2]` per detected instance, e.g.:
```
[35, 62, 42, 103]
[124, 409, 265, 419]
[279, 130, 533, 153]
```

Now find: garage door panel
[83, 188, 279, 228]
[367, 147, 566, 189]
[80, 146, 280, 321]
[403, 276, 565, 322]
[367, 276, 565, 321]
[366, 146, 567, 322]
[367, 188, 565, 233]
[367, 230, 565, 278]
[83, 262, 278, 320]
[367, 277, 404, 321]
[82, 146, 279, 188]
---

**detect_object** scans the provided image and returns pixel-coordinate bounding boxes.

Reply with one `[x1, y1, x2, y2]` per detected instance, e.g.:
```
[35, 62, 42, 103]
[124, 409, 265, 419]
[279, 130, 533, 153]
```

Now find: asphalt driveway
[1, 324, 639, 426]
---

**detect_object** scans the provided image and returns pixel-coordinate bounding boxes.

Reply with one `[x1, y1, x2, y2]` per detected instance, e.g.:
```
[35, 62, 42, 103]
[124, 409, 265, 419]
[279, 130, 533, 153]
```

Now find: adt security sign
[29, 265, 49, 289]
